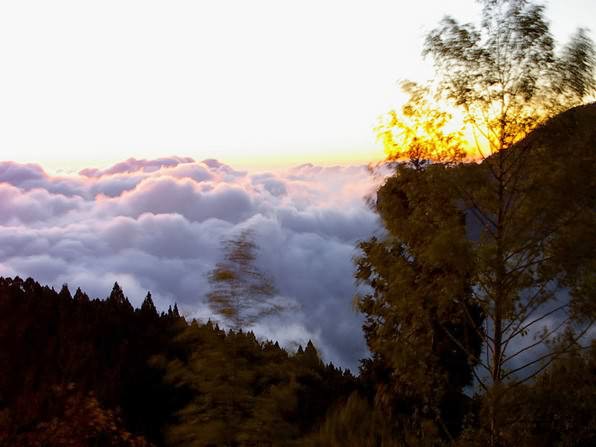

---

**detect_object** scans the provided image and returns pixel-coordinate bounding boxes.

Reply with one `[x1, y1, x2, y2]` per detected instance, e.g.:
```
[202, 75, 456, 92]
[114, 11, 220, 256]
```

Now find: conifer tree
[108, 282, 134, 312]
[140, 292, 158, 317]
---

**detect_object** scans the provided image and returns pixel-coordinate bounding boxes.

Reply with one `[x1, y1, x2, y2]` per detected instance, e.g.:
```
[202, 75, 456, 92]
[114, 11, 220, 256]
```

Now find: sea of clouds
[0, 156, 384, 369]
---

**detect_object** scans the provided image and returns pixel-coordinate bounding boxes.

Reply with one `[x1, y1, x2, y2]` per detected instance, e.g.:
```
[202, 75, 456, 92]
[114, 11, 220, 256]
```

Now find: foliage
[507, 341, 596, 446]
[0, 277, 185, 446]
[355, 163, 484, 441]
[424, 0, 595, 153]
[0, 384, 152, 447]
[361, 1, 595, 445]
[457, 341, 596, 446]
[376, 81, 467, 168]
[206, 229, 285, 330]
[306, 393, 400, 447]
[0, 276, 355, 446]
[157, 323, 355, 446]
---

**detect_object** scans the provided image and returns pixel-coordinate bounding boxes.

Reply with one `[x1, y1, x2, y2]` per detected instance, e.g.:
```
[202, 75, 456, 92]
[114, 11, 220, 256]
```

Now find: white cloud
[0, 157, 380, 369]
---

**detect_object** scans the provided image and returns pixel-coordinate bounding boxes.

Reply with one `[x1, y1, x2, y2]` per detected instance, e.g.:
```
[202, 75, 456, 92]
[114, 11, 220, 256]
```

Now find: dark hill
[0, 277, 355, 446]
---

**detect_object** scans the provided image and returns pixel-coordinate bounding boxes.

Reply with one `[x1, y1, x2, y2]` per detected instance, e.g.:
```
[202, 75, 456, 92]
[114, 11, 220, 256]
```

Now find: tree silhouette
[361, 1, 595, 444]
[0, 275, 355, 445]
[355, 164, 484, 441]
[206, 229, 284, 330]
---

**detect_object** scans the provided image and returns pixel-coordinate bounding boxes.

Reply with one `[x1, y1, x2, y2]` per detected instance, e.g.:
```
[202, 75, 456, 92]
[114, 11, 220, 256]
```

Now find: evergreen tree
[355, 163, 484, 441]
[0, 277, 185, 446]
[0, 276, 355, 446]
[140, 292, 158, 317]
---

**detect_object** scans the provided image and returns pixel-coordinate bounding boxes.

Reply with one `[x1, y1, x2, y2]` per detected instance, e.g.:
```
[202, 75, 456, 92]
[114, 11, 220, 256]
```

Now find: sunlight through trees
[360, 1, 595, 445]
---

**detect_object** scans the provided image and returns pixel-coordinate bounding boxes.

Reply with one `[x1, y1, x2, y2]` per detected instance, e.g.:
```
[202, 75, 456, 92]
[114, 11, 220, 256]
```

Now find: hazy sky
[1, 0, 594, 172]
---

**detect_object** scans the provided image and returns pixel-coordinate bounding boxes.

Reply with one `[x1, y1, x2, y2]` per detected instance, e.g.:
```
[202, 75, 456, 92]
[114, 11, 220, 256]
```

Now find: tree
[206, 229, 283, 330]
[358, 1, 595, 445]
[375, 80, 467, 169]
[0, 277, 186, 446]
[496, 340, 596, 446]
[2, 384, 152, 447]
[424, 1, 595, 152]
[355, 163, 485, 442]
[167, 230, 296, 445]
[306, 393, 398, 447]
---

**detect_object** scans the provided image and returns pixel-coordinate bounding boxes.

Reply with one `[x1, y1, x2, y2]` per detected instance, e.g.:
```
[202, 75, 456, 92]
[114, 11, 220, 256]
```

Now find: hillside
[0, 277, 355, 446]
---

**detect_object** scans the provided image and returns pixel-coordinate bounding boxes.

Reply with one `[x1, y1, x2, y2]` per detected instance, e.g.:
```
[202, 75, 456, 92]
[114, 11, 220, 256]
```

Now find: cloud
[0, 156, 380, 369]
[251, 173, 288, 197]
[0, 161, 46, 184]
[0, 161, 85, 197]
[0, 183, 85, 224]
[79, 156, 195, 177]
[100, 177, 255, 223]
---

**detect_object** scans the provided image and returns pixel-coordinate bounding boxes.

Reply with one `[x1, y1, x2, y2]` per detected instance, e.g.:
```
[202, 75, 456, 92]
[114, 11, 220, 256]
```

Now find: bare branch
[503, 315, 572, 365]
[505, 303, 569, 343]
[503, 322, 594, 380]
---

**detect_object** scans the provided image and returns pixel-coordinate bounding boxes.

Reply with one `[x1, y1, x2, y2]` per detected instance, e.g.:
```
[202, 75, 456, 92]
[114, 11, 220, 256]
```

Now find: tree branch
[502, 321, 594, 381]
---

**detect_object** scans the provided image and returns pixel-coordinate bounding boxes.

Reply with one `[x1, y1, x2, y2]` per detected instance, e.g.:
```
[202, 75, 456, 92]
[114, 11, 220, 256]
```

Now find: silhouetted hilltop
[0, 276, 355, 446]
[515, 102, 596, 153]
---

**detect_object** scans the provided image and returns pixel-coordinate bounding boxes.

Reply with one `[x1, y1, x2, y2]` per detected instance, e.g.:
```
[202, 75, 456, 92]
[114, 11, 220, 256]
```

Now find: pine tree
[140, 292, 158, 318]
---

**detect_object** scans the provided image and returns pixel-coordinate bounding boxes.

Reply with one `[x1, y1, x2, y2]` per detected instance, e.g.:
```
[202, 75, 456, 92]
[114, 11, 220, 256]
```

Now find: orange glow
[230, 148, 386, 172]
[30, 147, 386, 176]
[376, 86, 534, 165]
[376, 85, 468, 164]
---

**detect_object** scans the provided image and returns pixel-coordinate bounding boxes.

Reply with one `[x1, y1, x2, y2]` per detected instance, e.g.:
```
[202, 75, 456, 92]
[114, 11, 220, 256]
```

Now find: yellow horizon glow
[25, 146, 387, 176]
[0, 1, 592, 172]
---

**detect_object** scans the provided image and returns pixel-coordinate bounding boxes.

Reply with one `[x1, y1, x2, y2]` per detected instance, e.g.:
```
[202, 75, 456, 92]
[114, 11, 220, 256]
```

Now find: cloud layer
[0, 157, 381, 369]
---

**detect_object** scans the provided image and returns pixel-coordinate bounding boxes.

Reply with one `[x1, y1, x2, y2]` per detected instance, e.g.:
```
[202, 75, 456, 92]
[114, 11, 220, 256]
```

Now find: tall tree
[169, 230, 296, 445]
[355, 163, 484, 442]
[206, 229, 283, 330]
[359, 1, 595, 445]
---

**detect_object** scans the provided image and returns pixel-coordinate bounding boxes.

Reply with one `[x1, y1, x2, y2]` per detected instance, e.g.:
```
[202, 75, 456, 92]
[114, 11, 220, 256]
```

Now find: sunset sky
[1, 0, 593, 173]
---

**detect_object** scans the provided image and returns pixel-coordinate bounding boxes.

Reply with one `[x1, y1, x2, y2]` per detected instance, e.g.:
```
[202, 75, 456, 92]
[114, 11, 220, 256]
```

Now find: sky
[0, 0, 594, 172]
[0, 0, 594, 369]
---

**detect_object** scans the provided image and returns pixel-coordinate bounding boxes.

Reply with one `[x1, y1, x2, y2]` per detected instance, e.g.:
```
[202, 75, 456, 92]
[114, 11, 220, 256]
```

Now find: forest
[1, 1, 595, 446]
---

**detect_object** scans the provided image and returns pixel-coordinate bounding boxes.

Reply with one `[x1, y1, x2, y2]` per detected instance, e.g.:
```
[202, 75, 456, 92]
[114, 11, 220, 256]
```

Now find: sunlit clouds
[0, 156, 382, 368]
